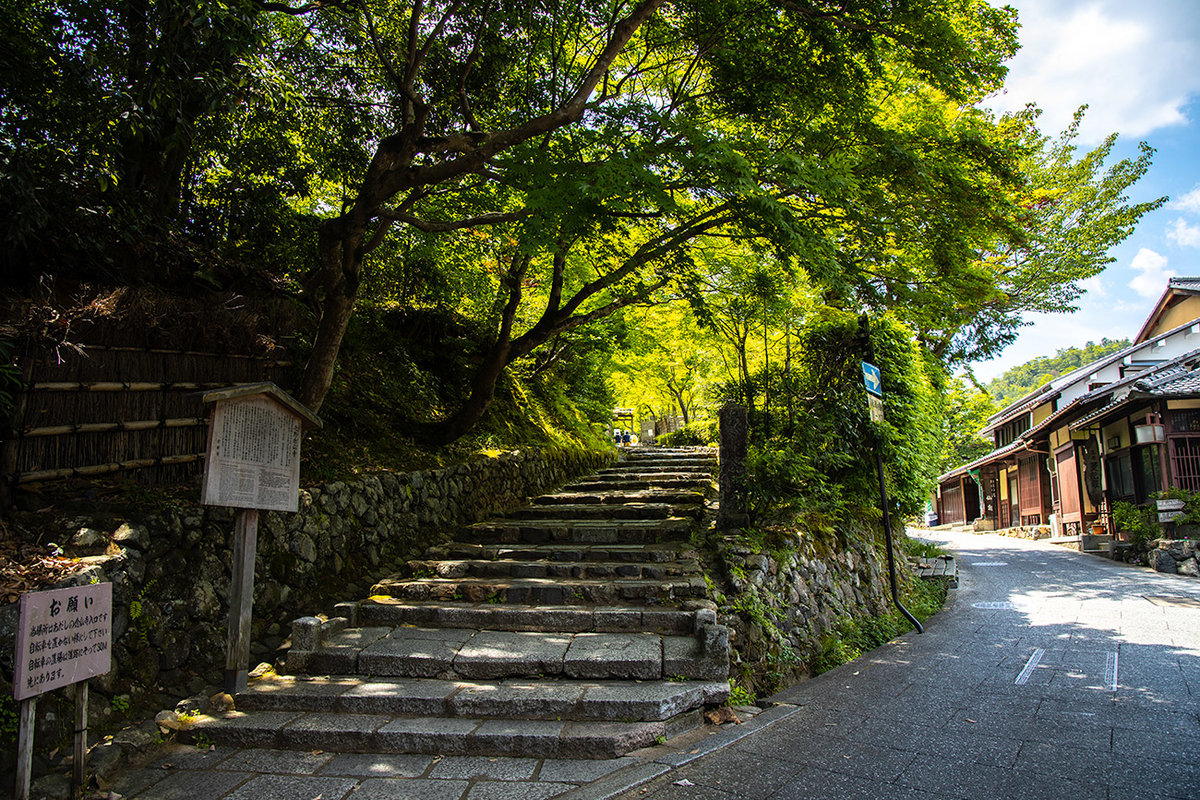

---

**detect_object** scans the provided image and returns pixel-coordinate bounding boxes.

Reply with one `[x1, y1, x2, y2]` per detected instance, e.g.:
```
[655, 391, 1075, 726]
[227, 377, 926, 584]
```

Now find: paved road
[601, 531, 1200, 800]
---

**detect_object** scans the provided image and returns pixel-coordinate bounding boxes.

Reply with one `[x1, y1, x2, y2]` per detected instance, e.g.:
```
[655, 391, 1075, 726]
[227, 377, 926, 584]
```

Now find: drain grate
[1143, 595, 1200, 609]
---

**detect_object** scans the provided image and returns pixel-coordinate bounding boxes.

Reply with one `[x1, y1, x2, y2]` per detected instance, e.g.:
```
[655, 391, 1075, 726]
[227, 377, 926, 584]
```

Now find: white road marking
[972, 602, 1020, 609]
[1105, 651, 1119, 691]
[1016, 648, 1045, 685]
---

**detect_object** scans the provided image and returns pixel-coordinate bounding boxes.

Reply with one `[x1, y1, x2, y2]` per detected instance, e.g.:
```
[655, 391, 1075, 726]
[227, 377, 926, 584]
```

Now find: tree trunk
[424, 339, 513, 446]
[295, 222, 363, 412]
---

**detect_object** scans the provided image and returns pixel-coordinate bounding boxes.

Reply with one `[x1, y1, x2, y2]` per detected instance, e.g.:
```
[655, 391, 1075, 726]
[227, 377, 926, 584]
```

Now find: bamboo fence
[1, 342, 295, 495]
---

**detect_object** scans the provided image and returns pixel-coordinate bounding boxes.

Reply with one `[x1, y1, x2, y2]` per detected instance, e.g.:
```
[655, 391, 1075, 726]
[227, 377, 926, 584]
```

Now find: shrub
[656, 421, 714, 447]
[1110, 500, 1159, 546]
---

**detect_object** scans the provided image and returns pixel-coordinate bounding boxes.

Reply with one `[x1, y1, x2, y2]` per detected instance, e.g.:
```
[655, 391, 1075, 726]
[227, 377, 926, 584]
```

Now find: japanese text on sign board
[202, 395, 302, 512]
[13, 582, 112, 701]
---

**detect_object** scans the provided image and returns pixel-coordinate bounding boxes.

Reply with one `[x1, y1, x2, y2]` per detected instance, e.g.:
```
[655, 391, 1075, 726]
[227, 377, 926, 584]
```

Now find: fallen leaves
[0, 534, 80, 605]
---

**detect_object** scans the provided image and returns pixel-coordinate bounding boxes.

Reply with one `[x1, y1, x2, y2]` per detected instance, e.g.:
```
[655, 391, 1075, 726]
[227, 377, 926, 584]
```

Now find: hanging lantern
[1134, 413, 1166, 444]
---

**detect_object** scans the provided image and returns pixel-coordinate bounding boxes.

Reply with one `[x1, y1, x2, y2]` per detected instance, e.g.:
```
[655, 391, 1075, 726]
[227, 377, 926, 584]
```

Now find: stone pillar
[717, 403, 749, 531]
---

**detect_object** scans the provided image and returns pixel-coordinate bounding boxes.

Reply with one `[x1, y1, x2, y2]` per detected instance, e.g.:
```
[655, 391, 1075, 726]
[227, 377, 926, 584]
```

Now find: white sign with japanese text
[13, 583, 111, 701]
[202, 395, 302, 512]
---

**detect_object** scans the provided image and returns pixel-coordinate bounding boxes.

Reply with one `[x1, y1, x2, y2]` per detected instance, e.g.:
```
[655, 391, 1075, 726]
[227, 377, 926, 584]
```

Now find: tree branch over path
[296, 0, 668, 411]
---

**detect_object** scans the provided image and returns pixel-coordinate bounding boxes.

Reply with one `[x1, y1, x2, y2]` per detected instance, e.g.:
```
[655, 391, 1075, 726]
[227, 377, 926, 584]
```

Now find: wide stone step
[460, 517, 694, 544]
[235, 674, 728, 722]
[181, 708, 704, 759]
[405, 557, 701, 581]
[506, 503, 702, 521]
[369, 575, 707, 605]
[288, 626, 727, 682]
[426, 541, 697, 564]
[354, 600, 705, 635]
[532, 489, 707, 506]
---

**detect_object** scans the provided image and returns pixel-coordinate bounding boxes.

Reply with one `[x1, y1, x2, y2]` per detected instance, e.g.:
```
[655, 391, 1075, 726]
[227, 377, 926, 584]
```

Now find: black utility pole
[859, 314, 923, 634]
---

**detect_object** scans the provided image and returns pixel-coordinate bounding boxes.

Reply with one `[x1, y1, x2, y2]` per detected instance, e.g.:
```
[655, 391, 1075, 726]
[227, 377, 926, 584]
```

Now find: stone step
[354, 600, 705, 635]
[405, 557, 702, 581]
[596, 466, 715, 476]
[234, 674, 728, 722]
[288, 625, 728, 682]
[531, 489, 707, 506]
[610, 459, 716, 469]
[460, 517, 694, 544]
[506, 503, 702, 521]
[369, 575, 708, 605]
[564, 477, 715, 493]
[624, 448, 714, 457]
[181, 707, 705, 759]
[426, 541, 697, 564]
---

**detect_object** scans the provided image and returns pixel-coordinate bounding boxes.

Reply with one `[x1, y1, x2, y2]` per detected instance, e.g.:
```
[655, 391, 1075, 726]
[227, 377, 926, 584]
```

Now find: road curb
[552, 702, 803, 799]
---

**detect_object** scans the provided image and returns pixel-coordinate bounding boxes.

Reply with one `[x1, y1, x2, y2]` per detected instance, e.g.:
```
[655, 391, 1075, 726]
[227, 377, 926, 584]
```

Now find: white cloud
[1171, 185, 1200, 213]
[1167, 218, 1200, 247]
[1077, 274, 1108, 297]
[987, 1, 1200, 144]
[1128, 248, 1176, 297]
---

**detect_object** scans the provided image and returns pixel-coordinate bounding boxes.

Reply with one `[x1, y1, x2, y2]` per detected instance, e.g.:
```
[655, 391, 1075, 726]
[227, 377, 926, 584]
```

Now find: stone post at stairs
[717, 403, 749, 532]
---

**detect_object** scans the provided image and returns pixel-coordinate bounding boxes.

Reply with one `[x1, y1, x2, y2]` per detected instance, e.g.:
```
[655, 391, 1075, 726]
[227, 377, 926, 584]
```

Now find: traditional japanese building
[936, 277, 1200, 536]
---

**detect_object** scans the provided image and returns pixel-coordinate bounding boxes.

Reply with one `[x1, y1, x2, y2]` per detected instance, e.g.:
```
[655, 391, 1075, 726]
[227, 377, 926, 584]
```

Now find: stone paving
[94, 519, 1200, 799]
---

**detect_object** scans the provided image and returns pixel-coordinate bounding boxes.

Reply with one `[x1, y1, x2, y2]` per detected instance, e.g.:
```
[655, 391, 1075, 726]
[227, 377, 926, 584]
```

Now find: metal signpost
[860, 332, 923, 634]
[198, 383, 320, 694]
[13, 582, 112, 800]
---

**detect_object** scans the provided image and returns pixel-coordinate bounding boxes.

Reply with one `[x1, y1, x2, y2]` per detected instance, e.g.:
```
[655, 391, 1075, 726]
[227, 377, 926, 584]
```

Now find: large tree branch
[401, 0, 667, 189]
[359, 0, 407, 95]
[377, 208, 533, 232]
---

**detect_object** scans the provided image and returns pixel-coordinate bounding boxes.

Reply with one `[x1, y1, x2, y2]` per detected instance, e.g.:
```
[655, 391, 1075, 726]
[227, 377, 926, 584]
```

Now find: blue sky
[970, 0, 1200, 381]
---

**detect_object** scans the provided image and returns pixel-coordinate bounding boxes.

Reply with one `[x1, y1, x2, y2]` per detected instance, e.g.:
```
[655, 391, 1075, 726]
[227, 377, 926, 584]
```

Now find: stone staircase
[184, 448, 731, 759]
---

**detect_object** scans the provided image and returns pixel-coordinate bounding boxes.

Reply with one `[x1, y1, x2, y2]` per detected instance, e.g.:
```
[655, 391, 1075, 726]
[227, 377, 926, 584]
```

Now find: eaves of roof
[1067, 347, 1200, 430]
[937, 439, 1027, 484]
[1134, 279, 1200, 343]
[1021, 396, 1091, 440]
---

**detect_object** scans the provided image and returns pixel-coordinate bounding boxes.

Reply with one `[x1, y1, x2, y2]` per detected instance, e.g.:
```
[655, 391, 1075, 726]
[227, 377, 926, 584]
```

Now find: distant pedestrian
[622, 430, 631, 446]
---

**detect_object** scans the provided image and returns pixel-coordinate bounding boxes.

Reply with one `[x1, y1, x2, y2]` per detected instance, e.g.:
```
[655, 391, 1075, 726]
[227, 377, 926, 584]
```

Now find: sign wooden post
[12, 582, 112, 799]
[197, 383, 320, 694]
[225, 509, 259, 693]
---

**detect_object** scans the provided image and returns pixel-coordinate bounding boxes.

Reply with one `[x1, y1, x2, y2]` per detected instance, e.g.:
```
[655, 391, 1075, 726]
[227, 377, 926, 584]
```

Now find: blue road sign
[861, 361, 882, 397]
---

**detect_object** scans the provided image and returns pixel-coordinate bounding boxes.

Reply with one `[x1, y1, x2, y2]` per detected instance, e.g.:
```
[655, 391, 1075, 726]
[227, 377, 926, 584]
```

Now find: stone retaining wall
[1148, 538, 1200, 576]
[0, 446, 612, 748]
[714, 527, 894, 697]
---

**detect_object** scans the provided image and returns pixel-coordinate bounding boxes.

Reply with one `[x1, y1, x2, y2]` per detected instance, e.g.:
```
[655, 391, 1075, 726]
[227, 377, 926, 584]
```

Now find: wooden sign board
[13, 583, 111, 701]
[867, 394, 885, 423]
[1156, 498, 1185, 512]
[202, 394, 303, 513]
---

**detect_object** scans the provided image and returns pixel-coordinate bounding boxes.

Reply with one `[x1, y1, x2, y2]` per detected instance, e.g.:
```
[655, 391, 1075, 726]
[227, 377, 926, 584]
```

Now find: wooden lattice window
[1019, 456, 1041, 516]
[1171, 410, 1200, 434]
[1169, 436, 1200, 492]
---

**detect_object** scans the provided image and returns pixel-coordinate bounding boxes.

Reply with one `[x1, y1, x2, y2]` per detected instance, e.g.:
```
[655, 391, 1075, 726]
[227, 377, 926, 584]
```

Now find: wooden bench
[912, 555, 957, 587]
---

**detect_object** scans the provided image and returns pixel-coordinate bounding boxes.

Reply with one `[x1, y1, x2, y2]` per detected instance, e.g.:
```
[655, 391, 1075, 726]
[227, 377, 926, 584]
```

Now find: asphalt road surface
[610, 531, 1200, 800]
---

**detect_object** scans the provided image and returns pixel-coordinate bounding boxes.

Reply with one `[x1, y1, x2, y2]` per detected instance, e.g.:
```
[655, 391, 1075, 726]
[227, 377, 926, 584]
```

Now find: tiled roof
[937, 439, 1027, 483]
[1168, 277, 1200, 292]
[1067, 347, 1200, 430]
[984, 315, 1200, 431]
